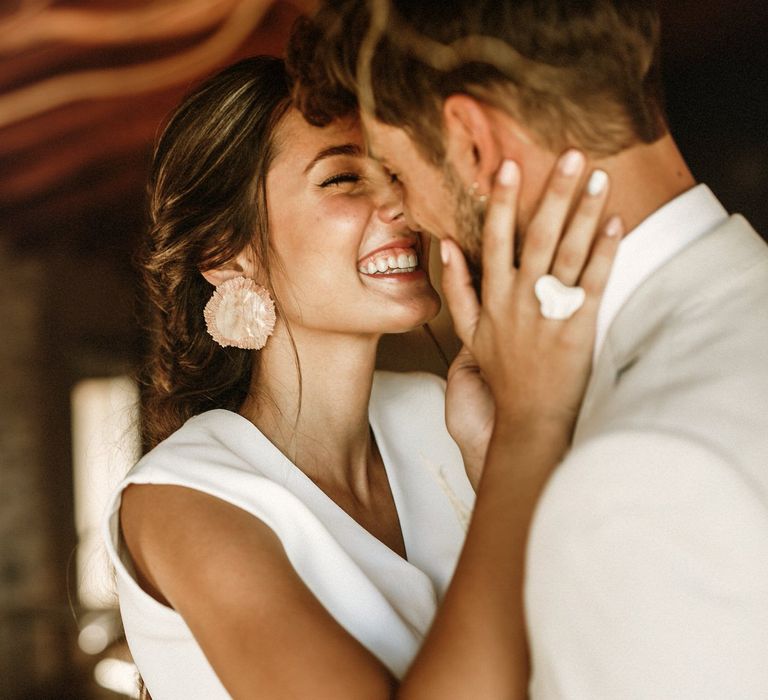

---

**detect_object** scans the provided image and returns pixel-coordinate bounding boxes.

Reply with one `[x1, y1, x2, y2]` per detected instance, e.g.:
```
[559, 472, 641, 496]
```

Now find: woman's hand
[441, 151, 622, 441]
[445, 345, 494, 490]
[403, 152, 621, 699]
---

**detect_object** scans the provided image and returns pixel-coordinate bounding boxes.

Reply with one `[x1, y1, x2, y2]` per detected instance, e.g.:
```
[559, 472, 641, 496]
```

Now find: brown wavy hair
[138, 56, 292, 451]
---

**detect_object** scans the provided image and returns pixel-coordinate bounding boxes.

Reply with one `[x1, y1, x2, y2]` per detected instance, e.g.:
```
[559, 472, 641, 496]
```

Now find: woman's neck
[239, 326, 380, 495]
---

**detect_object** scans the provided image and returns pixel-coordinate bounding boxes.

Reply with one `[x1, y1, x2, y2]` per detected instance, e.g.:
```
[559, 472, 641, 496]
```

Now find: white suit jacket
[526, 215, 768, 699]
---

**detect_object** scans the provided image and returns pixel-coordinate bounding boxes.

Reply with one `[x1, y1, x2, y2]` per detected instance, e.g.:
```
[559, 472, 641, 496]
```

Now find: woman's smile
[357, 236, 425, 279]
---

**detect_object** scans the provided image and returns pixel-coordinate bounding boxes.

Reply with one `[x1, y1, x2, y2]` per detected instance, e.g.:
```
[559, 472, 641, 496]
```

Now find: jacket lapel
[575, 215, 764, 444]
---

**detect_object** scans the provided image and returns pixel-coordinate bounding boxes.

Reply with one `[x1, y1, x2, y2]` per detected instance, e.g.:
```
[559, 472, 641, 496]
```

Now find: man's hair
[287, 0, 667, 164]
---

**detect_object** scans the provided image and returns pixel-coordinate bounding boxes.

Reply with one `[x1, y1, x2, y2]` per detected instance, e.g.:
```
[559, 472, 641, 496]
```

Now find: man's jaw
[439, 159, 486, 271]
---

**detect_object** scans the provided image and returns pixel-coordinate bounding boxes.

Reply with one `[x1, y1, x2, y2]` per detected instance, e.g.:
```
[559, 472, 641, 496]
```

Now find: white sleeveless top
[103, 371, 474, 699]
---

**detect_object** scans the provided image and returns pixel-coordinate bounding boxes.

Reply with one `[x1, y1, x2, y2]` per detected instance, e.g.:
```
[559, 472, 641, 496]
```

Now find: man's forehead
[360, 113, 413, 164]
[359, 113, 386, 160]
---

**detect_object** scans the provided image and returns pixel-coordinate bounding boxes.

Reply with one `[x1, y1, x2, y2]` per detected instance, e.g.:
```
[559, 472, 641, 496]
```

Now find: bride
[103, 55, 619, 699]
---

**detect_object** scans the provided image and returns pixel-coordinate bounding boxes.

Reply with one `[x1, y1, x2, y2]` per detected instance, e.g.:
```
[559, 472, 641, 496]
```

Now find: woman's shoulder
[107, 408, 320, 540]
[102, 409, 321, 607]
[125, 409, 266, 486]
[104, 410, 306, 547]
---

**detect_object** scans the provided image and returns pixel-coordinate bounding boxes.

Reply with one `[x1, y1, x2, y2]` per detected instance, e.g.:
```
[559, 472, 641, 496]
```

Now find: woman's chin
[384, 297, 442, 334]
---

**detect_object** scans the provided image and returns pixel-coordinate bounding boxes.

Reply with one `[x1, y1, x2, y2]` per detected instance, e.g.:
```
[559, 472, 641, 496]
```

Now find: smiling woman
[102, 55, 472, 699]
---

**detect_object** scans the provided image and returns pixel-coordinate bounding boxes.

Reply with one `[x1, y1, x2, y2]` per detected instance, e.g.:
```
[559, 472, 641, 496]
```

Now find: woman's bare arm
[121, 483, 397, 699]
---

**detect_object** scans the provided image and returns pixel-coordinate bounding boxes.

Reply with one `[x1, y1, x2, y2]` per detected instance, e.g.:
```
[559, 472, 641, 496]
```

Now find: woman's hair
[138, 56, 292, 450]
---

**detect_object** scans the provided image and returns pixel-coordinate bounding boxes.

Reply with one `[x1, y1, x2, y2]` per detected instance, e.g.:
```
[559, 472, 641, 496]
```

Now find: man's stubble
[441, 162, 525, 298]
[442, 162, 486, 296]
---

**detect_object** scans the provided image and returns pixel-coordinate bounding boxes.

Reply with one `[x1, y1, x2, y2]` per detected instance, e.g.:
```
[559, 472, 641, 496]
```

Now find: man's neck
[488, 108, 696, 237]
[589, 133, 696, 236]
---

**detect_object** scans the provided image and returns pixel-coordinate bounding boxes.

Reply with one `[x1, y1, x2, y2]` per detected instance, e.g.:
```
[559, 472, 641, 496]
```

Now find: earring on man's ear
[469, 181, 489, 203]
[203, 276, 276, 350]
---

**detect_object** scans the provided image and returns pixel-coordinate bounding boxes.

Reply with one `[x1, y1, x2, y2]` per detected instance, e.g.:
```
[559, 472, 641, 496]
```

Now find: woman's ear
[442, 94, 502, 195]
[200, 248, 258, 287]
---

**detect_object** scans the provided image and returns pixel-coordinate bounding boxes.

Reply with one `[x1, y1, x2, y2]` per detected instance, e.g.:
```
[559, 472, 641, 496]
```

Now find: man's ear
[442, 94, 502, 195]
[200, 248, 257, 287]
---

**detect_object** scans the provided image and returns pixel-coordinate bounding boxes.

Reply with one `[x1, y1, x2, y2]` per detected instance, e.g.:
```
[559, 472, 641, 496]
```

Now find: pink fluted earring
[203, 277, 276, 350]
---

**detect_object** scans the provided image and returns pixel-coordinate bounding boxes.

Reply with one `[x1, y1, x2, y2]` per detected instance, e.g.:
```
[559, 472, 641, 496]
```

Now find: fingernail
[498, 159, 519, 186]
[605, 215, 623, 237]
[440, 239, 450, 265]
[587, 169, 608, 196]
[559, 149, 584, 176]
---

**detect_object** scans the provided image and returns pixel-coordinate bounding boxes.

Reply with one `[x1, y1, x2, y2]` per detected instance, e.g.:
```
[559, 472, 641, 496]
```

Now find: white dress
[102, 371, 474, 699]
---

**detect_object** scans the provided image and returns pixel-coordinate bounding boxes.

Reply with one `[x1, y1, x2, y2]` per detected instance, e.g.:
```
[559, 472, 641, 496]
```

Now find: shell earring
[469, 181, 488, 203]
[203, 277, 276, 350]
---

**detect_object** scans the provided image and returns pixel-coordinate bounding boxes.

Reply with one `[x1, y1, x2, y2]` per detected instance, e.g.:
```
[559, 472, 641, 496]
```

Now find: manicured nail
[605, 215, 623, 237]
[587, 169, 608, 196]
[440, 239, 450, 265]
[498, 159, 519, 186]
[559, 149, 584, 176]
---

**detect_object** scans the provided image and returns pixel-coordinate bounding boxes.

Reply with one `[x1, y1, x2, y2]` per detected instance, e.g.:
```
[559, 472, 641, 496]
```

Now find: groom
[288, 1, 768, 697]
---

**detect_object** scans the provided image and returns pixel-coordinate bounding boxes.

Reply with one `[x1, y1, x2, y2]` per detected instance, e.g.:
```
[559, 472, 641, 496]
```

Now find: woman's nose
[376, 179, 404, 224]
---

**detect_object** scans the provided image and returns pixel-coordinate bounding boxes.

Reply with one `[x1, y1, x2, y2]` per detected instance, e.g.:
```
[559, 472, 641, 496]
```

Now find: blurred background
[0, 1, 766, 698]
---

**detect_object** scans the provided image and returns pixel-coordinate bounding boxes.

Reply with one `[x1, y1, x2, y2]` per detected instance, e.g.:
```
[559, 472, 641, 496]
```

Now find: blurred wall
[660, 1, 768, 233]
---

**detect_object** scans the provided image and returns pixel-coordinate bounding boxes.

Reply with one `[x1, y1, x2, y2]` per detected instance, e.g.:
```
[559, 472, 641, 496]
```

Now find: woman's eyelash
[320, 172, 361, 187]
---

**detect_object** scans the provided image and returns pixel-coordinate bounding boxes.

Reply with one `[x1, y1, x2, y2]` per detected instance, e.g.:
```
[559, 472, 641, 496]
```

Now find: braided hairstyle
[138, 56, 292, 450]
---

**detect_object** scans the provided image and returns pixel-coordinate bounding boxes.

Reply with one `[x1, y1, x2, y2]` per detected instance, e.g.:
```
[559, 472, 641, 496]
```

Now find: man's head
[287, 0, 667, 263]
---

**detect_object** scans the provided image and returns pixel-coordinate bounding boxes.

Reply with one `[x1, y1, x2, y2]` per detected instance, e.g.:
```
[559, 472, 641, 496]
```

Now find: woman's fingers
[480, 160, 520, 307]
[440, 238, 481, 347]
[550, 169, 611, 286]
[443, 151, 620, 349]
[518, 149, 586, 281]
[444, 158, 521, 346]
[578, 215, 623, 316]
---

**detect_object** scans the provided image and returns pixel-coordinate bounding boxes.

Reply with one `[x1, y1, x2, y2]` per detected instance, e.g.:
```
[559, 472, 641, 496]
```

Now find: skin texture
[120, 103, 621, 697]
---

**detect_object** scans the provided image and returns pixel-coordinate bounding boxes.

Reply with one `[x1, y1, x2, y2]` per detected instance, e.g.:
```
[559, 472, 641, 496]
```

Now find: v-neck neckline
[208, 407, 412, 565]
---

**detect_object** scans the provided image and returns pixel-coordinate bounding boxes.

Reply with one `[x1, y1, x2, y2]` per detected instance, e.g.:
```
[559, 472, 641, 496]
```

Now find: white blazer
[526, 216, 768, 698]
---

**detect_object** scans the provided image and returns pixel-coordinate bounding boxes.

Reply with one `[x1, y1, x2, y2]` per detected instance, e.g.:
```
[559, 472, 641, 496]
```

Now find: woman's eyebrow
[303, 143, 363, 175]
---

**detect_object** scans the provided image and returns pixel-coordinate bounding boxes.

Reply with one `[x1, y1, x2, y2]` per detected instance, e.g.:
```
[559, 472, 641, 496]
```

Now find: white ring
[534, 274, 586, 320]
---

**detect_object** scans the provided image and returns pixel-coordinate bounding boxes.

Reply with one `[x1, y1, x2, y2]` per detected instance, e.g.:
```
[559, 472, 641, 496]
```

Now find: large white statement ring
[534, 274, 586, 320]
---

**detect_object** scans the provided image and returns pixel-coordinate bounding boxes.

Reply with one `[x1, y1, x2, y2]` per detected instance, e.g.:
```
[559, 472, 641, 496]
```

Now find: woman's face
[264, 109, 440, 338]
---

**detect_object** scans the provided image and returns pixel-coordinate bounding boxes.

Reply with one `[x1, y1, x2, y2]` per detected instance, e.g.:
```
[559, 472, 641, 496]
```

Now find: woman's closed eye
[320, 172, 362, 188]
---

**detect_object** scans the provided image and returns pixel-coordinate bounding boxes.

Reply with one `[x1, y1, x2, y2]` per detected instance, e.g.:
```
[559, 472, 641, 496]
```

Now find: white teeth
[359, 247, 420, 275]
